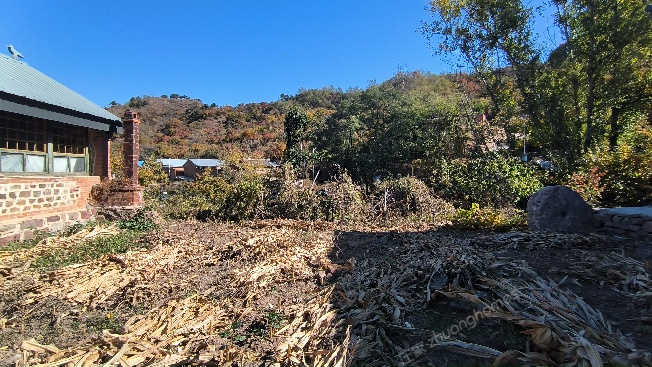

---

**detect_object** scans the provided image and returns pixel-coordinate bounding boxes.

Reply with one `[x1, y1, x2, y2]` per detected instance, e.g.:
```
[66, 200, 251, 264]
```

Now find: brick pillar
[116, 110, 143, 206]
[122, 110, 140, 185]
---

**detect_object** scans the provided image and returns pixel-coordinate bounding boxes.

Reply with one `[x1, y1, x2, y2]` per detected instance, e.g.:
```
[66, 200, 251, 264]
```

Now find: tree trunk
[584, 0, 597, 152]
[609, 106, 621, 149]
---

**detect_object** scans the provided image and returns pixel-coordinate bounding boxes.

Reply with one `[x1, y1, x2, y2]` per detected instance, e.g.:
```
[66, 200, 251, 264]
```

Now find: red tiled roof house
[0, 52, 126, 243]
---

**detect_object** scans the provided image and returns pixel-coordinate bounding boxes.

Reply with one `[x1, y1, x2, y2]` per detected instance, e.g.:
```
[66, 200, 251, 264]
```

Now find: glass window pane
[1, 153, 24, 172]
[53, 156, 68, 172]
[25, 154, 46, 172]
[70, 157, 85, 172]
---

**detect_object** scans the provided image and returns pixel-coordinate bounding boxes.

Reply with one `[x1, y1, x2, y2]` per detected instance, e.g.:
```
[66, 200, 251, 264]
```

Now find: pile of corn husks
[1, 221, 650, 366]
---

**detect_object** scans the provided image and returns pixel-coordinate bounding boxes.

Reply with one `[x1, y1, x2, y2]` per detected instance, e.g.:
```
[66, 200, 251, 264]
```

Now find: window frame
[0, 112, 89, 176]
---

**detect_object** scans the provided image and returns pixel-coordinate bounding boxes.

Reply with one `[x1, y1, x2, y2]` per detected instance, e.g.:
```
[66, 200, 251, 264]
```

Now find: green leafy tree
[138, 159, 168, 187]
[283, 106, 311, 169]
[422, 0, 544, 151]
[423, 0, 652, 172]
[551, 0, 652, 150]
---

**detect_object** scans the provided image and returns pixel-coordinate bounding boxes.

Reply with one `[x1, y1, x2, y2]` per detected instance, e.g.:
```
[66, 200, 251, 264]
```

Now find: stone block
[0, 234, 20, 245]
[22, 230, 34, 241]
[631, 217, 645, 225]
[527, 186, 596, 234]
[49, 222, 64, 232]
[643, 221, 652, 233]
[20, 218, 44, 230]
[47, 215, 61, 223]
[0, 223, 17, 233]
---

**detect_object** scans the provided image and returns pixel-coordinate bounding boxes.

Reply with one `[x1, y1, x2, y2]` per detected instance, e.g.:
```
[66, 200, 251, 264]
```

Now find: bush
[320, 173, 368, 222]
[117, 209, 159, 231]
[224, 172, 266, 221]
[567, 167, 604, 206]
[138, 159, 168, 187]
[272, 168, 325, 220]
[90, 177, 130, 205]
[451, 203, 526, 230]
[430, 153, 543, 209]
[159, 168, 266, 221]
[371, 176, 455, 223]
[571, 125, 652, 206]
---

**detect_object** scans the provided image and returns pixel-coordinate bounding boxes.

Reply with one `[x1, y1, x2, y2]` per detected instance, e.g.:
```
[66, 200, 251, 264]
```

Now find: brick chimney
[115, 110, 143, 206]
[122, 110, 140, 185]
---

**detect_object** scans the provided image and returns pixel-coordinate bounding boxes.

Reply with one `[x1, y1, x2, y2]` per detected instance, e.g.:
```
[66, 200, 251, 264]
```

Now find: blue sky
[2, 1, 560, 108]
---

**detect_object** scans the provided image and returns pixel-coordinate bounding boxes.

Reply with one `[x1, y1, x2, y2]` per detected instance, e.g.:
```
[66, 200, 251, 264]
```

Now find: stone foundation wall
[595, 208, 652, 239]
[0, 176, 100, 244]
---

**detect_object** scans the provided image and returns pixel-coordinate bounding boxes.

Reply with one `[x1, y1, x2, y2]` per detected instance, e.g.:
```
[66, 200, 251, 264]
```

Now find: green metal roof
[0, 53, 121, 131]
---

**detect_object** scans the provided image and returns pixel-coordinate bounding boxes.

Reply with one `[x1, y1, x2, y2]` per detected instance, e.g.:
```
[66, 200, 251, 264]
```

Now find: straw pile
[2, 222, 651, 366]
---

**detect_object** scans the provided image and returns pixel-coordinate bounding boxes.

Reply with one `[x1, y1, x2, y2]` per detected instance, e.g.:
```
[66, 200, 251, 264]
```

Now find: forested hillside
[107, 95, 287, 161]
[108, 72, 490, 163]
[109, 71, 500, 178]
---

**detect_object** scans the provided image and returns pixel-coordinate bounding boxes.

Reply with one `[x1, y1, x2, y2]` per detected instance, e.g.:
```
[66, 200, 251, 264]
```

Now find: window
[52, 122, 86, 173]
[0, 111, 87, 174]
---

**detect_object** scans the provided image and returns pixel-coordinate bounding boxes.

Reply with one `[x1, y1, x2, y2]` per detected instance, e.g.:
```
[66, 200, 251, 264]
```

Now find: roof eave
[0, 91, 121, 133]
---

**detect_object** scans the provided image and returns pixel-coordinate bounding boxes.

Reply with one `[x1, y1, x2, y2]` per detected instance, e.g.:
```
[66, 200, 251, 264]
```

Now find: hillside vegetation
[107, 0, 652, 213]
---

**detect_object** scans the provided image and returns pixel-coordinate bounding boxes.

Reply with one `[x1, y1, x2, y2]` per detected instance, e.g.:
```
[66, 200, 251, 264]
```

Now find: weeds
[451, 203, 526, 231]
[1, 228, 51, 251]
[117, 210, 158, 232]
[86, 314, 121, 333]
[220, 321, 248, 342]
[32, 231, 142, 272]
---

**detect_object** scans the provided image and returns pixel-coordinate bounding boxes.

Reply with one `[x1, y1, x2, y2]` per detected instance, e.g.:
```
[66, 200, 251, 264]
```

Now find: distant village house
[183, 159, 223, 178]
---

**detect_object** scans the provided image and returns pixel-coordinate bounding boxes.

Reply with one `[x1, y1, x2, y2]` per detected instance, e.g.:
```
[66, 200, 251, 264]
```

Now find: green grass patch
[0, 229, 52, 251]
[86, 314, 121, 333]
[32, 230, 143, 272]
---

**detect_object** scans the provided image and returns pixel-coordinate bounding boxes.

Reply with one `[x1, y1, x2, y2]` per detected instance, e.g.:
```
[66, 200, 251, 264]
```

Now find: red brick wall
[89, 130, 111, 178]
[0, 176, 99, 243]
[183, 163, 198, 179]
[183, 164, 218, 179]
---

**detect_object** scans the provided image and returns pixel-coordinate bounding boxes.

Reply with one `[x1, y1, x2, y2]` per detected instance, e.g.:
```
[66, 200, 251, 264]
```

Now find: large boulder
[526, 185, 596, 233]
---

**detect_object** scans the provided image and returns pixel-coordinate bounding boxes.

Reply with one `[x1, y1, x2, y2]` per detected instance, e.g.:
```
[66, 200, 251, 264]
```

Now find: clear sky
[2, 1, 442, 107]
[2, 1, 560, 108]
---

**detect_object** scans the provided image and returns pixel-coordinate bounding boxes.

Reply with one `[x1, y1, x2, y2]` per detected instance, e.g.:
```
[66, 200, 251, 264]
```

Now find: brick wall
[0, 176, 99, 243]
[183, 163, 200, 179]
[89, 129, 111, 178]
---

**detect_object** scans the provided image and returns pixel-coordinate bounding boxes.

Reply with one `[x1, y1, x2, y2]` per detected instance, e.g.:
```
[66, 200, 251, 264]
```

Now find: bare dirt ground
[1, 220, 651, 366]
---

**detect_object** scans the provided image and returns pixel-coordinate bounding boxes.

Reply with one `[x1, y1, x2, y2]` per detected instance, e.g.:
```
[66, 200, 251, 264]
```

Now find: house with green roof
[0, 51, 126, 243]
